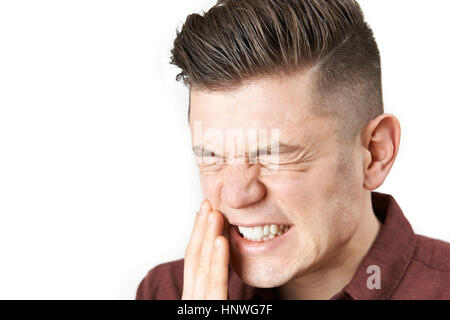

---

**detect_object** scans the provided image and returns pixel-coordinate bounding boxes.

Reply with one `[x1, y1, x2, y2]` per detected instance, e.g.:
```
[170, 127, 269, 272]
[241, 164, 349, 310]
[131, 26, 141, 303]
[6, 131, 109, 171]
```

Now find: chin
[231, 255, 298, 288]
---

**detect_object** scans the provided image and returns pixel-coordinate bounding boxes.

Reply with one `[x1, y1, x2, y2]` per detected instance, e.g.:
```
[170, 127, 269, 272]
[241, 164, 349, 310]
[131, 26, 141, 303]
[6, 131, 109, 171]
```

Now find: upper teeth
[238, 224, 290, 242]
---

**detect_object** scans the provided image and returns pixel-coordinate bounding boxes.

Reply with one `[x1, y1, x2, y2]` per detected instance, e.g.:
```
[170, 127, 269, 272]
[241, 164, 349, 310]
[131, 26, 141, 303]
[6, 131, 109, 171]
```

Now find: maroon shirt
[136, 192, 450, 300]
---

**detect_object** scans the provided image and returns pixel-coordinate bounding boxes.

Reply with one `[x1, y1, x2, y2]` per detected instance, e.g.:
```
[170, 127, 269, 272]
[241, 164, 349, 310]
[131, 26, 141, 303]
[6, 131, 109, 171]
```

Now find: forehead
[189, 71, 328, 142]
[191, 72, 316, 125]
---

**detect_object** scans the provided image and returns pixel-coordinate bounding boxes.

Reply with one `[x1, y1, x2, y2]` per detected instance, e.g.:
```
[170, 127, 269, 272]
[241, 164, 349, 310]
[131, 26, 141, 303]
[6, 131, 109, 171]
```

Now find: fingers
[192, 209, 224, 299]
[182, 200, 211, 299]
[182, 200, 229, 300]
[206, 236, 229, 300]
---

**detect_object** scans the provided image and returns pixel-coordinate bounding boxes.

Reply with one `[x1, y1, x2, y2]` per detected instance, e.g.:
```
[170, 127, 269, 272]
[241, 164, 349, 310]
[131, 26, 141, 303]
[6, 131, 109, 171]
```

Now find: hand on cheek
[182, 200, 229, 300]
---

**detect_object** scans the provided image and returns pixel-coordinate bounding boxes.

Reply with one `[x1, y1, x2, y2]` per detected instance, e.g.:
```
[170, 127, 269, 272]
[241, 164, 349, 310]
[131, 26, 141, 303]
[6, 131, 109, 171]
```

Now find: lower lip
[229, 225, 294, 254]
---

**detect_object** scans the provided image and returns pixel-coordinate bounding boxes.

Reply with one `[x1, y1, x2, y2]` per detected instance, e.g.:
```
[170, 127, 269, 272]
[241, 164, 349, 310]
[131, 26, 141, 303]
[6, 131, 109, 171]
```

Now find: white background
[0, 0, 449, 299]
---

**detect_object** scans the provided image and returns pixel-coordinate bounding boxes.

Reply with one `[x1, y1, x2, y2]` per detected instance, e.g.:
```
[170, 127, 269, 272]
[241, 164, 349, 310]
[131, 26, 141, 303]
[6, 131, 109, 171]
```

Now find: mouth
[228, 221, 294, 254]
[235, 224, 292, 242]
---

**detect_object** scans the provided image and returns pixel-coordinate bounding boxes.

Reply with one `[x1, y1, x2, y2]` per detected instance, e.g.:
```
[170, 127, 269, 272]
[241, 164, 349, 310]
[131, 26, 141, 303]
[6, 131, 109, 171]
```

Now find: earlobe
[363, 114, 401, 191]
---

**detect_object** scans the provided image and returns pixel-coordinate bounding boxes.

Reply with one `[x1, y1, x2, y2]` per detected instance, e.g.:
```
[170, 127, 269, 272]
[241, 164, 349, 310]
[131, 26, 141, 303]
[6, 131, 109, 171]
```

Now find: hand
[182, 200, 229, 300]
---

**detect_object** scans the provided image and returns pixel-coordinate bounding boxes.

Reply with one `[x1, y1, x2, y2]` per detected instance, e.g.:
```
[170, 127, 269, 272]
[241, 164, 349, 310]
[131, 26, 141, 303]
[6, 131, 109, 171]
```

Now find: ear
[362, 114, 401, 190]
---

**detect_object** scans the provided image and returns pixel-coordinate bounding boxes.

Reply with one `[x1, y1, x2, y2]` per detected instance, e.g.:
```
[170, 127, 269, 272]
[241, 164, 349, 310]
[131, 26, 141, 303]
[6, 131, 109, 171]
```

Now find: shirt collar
[331, 191, 417, 300]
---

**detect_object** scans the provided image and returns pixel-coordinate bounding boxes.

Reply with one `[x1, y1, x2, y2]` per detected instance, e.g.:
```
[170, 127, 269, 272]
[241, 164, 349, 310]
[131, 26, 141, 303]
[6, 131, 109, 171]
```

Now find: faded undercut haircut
[170, 0, 384, 144]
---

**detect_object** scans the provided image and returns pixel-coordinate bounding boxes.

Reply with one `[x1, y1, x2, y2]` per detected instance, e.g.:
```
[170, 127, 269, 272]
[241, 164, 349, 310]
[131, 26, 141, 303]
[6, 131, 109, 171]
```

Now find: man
[137, 0, 450, 300]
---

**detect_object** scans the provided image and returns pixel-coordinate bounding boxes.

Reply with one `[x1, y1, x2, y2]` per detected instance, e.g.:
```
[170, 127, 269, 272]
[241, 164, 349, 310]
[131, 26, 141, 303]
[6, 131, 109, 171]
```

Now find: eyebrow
[192, 142, 303, 158]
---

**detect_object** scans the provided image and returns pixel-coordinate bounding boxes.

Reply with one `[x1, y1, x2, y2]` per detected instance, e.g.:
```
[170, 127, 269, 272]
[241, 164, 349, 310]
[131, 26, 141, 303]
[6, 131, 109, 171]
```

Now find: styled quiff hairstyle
[170, 0, 384, 143]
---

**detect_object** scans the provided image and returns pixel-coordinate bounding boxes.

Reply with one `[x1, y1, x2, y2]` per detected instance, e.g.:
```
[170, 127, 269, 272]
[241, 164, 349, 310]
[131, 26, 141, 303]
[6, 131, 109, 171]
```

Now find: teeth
[270, 224, 278, 235]
[253, 226, 263, 239]
[238, 224, 291, 242]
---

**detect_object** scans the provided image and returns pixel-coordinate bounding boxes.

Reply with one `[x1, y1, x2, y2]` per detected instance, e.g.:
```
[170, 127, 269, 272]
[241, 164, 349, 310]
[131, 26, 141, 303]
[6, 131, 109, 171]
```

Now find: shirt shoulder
[136, 259, 184, 300]
[413, 234, 450, 271]
[393, 234, 450, 299]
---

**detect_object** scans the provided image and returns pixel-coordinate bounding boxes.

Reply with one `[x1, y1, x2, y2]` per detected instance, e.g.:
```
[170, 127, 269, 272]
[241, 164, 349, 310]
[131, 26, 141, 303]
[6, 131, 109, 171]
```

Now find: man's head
[170, 0, 400, 289]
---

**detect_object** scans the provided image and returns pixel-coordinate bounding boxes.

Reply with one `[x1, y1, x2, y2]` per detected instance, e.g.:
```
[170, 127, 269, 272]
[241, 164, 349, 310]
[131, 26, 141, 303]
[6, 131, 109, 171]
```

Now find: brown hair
[170, 0, 384, 142]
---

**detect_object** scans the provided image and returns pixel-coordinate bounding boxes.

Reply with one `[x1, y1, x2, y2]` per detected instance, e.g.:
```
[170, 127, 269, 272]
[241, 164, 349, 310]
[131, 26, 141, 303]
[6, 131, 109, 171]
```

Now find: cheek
[199, 173, 223, 208]
[267, 170, 332, 217]
[267, 163, 355, 235]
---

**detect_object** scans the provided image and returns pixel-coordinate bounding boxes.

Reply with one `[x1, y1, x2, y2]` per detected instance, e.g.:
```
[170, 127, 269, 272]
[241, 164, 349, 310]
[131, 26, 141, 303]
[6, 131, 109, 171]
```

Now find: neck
[276, 193, 382, 300]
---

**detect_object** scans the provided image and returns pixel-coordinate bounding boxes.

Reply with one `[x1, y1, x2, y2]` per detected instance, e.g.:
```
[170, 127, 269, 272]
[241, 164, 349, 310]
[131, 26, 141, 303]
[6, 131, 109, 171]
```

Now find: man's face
[189, 71, 367, 288]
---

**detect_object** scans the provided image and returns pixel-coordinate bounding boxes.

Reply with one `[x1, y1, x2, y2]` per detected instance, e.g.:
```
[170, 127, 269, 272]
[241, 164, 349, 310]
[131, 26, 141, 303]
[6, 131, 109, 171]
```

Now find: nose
[221, 164, 266, 209]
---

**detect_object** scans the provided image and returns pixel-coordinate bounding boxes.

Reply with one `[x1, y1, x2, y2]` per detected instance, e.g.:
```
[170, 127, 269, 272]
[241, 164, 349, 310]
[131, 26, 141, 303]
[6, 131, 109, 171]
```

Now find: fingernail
[215, 237, 221, 248]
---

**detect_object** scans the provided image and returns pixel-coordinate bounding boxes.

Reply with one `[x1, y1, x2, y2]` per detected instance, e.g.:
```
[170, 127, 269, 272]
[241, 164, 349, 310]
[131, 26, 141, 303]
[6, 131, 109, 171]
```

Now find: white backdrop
[0, 0, 448, 299]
